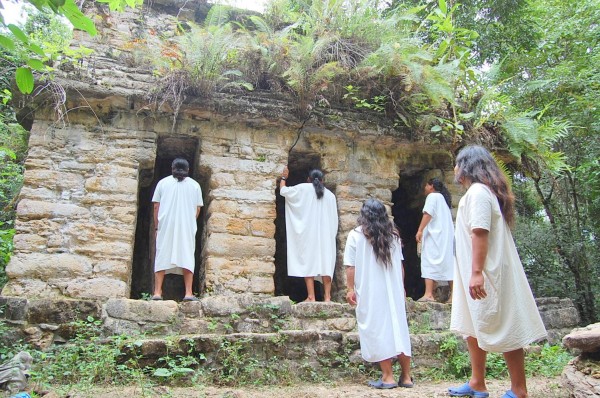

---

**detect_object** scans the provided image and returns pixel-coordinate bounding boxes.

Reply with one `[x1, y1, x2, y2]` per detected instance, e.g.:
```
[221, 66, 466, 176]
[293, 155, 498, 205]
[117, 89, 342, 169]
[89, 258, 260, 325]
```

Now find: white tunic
[152, 176, 203, 275]
[421, 192, 454, 281]
[280, 183, 338, 277]
[344, 227, 412, 362]
[450, 183, 547, 352]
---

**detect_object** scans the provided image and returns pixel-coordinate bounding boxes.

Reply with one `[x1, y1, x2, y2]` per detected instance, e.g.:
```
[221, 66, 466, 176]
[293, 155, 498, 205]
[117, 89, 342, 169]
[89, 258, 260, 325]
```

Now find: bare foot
[302, 297, 316, 303]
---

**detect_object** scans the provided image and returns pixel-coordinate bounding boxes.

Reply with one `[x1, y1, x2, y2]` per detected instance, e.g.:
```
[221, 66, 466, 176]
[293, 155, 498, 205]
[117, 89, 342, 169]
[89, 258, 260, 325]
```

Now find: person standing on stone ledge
[279, 166, 338, 302]
[152, 158, 203, 302]
[415, 177, 454, 303]
[344, 199, 413, 390]
[448, 145, 547, 398]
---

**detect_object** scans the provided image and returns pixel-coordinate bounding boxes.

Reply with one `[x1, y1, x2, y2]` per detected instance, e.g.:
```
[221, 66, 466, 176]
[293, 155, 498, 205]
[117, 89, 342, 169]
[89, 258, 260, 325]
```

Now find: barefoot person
[345, 199, 412, 389]
[415, 178, 454, 302]
[279, 166, 338, 302]
[449, 146, 547, 398]
[152, 158, 203, 301]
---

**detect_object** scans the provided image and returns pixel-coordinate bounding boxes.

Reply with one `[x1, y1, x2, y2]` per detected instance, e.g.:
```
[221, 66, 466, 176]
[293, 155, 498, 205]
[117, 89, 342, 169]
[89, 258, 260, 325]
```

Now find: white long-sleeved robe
[421, 192, 454, 281]
[450, 183, 547, 352]
[280, 183, 338, 277]
[344, 227, 412, 362]
[152, 176, 203, 274]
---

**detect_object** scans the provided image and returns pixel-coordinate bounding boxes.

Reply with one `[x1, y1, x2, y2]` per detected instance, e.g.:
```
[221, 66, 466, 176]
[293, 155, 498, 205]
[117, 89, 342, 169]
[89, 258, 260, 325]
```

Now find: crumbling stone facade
[2, 0, 459, 301]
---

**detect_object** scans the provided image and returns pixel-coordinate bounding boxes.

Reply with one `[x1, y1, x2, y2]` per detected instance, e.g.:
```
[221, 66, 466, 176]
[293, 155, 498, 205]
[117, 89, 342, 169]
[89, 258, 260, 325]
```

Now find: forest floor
[42, 376, 567, 398]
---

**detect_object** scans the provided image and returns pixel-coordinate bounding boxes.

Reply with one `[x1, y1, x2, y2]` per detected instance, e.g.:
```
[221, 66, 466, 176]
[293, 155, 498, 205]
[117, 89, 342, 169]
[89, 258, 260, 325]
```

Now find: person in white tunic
[449, 146, 547, 398]
[152, 158, 203, 301]
[415, 177, 454, 302]
[345, 199, 412, 390]
[279, 166, 338, 302]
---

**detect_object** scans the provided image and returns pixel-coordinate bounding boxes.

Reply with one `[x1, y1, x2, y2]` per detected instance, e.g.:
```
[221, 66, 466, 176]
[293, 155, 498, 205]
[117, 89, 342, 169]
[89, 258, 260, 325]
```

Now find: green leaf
[49, 0, 66, 7]
[0, 34, 15, 51]
[439, 0, 447, 14]
[431, 125, 443, 132]
[60, 0, 97, 36]
[27, 59, 46, 71]
[8, 24, 29, 44]
[15, 67, 34, 94]
[27, 43, 47, 57]
[153, 368, 172, 377]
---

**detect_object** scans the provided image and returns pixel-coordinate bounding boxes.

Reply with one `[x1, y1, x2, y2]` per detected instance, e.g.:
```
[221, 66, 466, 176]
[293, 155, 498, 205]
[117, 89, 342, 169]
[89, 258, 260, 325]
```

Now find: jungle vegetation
[0, 0, 598, 323]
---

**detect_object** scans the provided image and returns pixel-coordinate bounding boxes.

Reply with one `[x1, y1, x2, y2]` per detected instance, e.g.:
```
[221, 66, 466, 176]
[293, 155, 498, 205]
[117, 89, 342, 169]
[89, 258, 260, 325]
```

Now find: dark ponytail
[428, 177, 451, 208]
[172, 158, 189, 182]
[309, 169, 324, 199]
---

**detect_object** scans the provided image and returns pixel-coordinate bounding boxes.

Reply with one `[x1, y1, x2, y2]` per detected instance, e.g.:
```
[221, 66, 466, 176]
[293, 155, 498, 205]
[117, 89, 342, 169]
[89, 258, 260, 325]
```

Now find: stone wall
[2, 0, 461, 300]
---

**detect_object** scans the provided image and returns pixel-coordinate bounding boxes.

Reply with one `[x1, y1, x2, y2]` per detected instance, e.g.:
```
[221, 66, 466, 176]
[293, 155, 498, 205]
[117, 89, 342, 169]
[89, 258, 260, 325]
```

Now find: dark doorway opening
[274, 152, 338, 302]
[130, 136, 208, 300]
[391, 170, 429, 299]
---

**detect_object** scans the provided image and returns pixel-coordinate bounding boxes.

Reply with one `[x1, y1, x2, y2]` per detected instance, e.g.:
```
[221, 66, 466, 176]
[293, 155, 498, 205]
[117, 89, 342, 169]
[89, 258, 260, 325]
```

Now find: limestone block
[81, 192, 137, 205]
[210, 188, 273, 202]
[17, 199, 90, 220]
[201, 295, 245, 316]
[72, 241, 132, 259]
[0, 297, 28, 321]
[85, 176, 137, 194]
[339, 213, 358, 232]
[65, 277, 129, 299]
[205, 233, 274, 259]
[208, 214, 250, 235]
[207, 200, 238, 215]
[59, 160, 96, 172]
[6, 252, 93, 280]
[326, 317, 357, 332]
[211, 172, 236, 188]
[19, 187, 59, 201]
[201, 155, 279, 174]
[24, 170, 84, 191]
[250, 219, 275, 238]
[337, 199, 363, 214]
[104, 298, 179, 323]
[248, 275, 274, 294]
[27, 298, 101, 324]
[243, 260, 274, 275]
[237, 203, 276, 219]
[223, 276, 250, 293]
[93, 260, 130, 280]
[0, 279, 53, 298]
[563, 323, 600, 353]
[110, 206, 136, 224]
[562, 358, 600, 398]
[180, 318, 215, 334]
[95, 163, 138, 178]
[12, 234, 47, 252]
[291, 301, 350, 318]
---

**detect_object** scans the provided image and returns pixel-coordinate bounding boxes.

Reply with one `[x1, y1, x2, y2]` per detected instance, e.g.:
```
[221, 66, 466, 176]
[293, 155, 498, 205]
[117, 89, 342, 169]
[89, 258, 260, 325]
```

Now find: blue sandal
[448, 382, 490, 398]
[501, 391, 517, 398]
[368, 379, 398, 389]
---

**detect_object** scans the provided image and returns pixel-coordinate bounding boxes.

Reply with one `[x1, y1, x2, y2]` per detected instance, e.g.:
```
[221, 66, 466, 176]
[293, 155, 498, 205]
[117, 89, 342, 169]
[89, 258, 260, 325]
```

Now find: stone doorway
[130, 136, 207, 300]
[392, 170, 428, 299]
[274, 152, 338, 302]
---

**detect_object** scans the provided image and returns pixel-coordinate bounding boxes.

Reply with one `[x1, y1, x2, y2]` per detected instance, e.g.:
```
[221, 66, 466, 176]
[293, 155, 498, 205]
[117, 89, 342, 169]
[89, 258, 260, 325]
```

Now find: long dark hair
[455, 145, 515, 227]
[357, 199, 400, 268]
[309, 169, 324, 199]
[428, 178, 452, 208]
[172, 158, 189, 182]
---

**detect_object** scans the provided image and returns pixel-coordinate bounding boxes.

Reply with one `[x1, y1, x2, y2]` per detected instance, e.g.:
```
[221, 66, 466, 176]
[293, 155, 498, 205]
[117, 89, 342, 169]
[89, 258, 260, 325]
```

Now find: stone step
[0, 294, 579, 353]
[121, 329, 457, 371]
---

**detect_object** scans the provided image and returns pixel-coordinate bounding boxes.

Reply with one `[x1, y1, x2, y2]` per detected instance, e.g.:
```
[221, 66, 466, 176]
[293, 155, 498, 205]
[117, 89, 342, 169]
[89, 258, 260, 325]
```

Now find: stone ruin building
[2, 0, 464, 303]
[0, 1, 585, 387]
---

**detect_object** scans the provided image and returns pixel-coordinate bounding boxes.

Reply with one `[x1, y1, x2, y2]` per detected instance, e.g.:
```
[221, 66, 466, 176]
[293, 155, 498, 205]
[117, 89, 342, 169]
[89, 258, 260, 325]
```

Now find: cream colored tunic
[450, 183, 547, 352]
[153, 176, 203, 275]
[280, 183, 338, 277]
[421, 192, 454, 281]
[344, 227, 411, 362]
